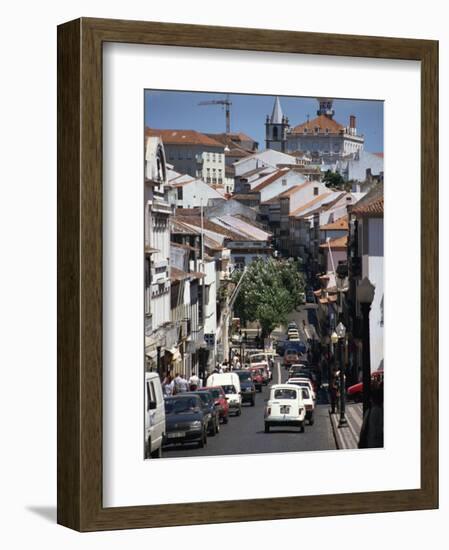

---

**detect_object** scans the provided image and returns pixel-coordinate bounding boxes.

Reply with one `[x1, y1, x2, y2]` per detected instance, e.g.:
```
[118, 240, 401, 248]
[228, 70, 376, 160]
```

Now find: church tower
[265, 96, 289, 152]
[317, 97, 335, 119]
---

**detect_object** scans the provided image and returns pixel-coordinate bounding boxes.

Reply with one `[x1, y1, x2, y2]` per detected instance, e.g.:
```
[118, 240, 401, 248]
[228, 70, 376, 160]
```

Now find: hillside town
[144, 96, 384, 458]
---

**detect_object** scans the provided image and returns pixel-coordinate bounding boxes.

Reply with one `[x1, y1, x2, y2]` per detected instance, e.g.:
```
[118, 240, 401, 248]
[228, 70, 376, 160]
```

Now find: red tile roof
[261, 182, 310, 205]
[176, 215, 245, 241]
[350, 197, 384, 217]
[146, 128, 224, 147]
[251, 168, 289, 192]
[319, 236, 348, 249]
[320, 215, 349, 231]
[289, 192, 333, 217]
[291, 115, 344, 134]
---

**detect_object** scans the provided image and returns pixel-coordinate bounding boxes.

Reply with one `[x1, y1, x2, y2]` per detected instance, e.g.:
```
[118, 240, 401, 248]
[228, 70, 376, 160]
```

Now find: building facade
[144, 136, 174, 374]
[264, 97, 365, 161]
[146, 128, 225, 180]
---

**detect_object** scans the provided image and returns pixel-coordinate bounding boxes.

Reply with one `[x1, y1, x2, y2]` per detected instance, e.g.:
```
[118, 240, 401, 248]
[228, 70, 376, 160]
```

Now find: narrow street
[162, 357, 336, 458]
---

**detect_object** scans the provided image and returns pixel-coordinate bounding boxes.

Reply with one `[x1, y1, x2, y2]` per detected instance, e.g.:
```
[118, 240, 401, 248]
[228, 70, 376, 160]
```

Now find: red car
[198, 386, 229, 424]
[249, 367, 264, 392]
[347, 368, 384, 402]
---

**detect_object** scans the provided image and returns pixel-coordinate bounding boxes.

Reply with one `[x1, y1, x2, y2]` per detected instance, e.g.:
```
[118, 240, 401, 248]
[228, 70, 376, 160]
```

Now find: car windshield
[274, 388, 297, 400]
[194, 393, 211, 405]
[292, 370, 311, 379]
[165, 397, 200, 414]
[206, 389, 222, 399]
[222, 385, 237, 394]
[288, 381, 307, 387]
[236, 372, 252, 382]
[286, 350, 298, 356]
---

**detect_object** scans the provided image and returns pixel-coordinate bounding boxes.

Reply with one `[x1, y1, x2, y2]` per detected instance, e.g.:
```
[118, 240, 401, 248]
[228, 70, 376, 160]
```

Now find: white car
[287, 377, 316, 401]
[207, 372, 242, 416]
[144, 372, 166, 458]
[264, 384, 306, 433]
[288, 384, 315, 425]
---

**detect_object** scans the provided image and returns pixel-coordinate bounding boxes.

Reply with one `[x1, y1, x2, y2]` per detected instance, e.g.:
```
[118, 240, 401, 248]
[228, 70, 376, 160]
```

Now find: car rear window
[274, 388, 297, 400]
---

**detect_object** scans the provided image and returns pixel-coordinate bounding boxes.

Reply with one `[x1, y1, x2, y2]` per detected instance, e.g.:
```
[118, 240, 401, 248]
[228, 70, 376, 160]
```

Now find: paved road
[161, 359, 336, 459]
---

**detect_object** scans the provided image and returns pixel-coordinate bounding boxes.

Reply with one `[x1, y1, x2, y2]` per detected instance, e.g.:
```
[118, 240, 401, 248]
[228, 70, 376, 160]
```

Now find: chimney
[349, 115, 356, 129]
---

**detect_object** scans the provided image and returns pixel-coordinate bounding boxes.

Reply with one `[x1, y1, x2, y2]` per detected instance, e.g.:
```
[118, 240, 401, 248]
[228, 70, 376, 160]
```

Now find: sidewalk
[329, 402, 363, 450]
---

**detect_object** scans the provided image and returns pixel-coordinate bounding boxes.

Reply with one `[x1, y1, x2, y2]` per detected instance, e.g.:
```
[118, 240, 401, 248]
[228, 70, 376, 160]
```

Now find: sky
[144, 90, 384, 153]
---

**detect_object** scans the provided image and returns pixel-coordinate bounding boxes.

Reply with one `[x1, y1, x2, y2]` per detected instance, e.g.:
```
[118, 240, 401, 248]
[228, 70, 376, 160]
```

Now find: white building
[264, 97, 365, 161]
[144, 136, 174, 374]
[233, 149, 299, 177]
[249, 168, 307, 203]
[169, 176, 225, 209]
[350, 192, 384, 373]
[195, 150, 226, 186]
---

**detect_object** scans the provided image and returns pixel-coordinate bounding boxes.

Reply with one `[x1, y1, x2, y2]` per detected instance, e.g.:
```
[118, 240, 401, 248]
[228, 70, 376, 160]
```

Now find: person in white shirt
[162, 374, 174, 397]
[188, 370, 201, 390]
[174, 372, 189, 394]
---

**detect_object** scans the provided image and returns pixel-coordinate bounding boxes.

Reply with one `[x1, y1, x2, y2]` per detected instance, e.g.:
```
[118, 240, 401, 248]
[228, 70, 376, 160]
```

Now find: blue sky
[144, 90, 384, 152]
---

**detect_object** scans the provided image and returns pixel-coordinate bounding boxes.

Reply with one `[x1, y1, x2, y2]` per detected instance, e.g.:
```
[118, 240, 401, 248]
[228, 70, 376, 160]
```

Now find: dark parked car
[163, 395, 208, 448]
[189, 390, 220, 435]
[234, 370, 256, 406]
[198, 386, 229, 424]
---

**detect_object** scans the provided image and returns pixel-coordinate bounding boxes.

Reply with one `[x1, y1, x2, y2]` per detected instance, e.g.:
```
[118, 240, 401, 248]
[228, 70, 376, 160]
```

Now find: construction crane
[198, 94, 232, 134]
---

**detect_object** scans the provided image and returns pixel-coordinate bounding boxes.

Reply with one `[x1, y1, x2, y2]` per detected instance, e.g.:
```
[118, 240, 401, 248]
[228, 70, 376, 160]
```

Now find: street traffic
[145, 316, 336, 459]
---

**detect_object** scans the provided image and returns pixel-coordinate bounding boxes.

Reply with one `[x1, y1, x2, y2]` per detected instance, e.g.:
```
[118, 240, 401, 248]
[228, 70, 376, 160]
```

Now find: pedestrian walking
[162, 374, 174, 397]
[188, 370, 201, 391]
[174, 372, 189, 394]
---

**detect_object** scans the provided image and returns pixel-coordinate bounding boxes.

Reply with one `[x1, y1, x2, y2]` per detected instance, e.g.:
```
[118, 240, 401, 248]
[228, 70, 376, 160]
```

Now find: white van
[207, 372, 242, 416]
[144, 372, 166, 458]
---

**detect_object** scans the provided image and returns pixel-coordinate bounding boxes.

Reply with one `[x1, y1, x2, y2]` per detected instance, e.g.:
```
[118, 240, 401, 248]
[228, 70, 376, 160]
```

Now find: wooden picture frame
[57, 17, 438, 532]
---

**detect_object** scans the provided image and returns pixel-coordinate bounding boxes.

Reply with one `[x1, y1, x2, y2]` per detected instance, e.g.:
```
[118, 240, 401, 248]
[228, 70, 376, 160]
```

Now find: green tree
[233, 258, 305, 339]
[323, 169, 347, 190]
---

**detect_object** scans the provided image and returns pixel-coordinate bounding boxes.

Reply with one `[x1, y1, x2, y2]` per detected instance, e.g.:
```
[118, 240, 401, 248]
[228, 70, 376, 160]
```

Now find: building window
[177, 187, 183, 200]
[234, 257, 245, 269]
[282, 179, 287, 186]
[272, 127, 278, 140]
[313, 187, 319, 196]
[303, 128, 308, 134]
[314, 127, 319, 134]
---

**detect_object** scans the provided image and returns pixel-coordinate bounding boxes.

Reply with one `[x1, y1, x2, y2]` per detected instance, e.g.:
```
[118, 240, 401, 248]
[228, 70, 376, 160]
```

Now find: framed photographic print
[57, 17, 438, 531]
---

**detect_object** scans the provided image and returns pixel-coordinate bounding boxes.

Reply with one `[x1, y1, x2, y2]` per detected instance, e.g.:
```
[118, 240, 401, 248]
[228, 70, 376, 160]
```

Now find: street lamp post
[336, 322, 347, 427]
[356, 277, 376, 416]
[199, 339, 208, 385]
